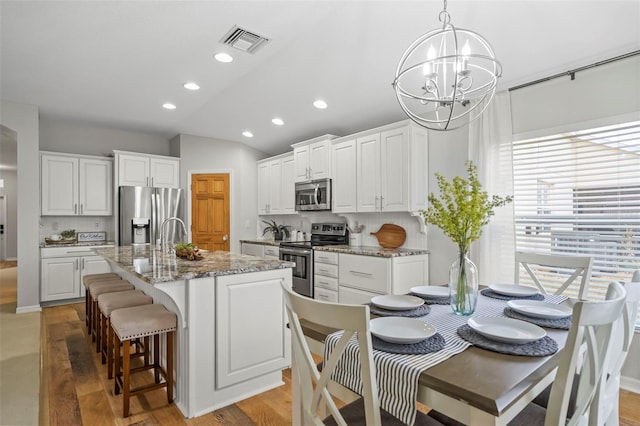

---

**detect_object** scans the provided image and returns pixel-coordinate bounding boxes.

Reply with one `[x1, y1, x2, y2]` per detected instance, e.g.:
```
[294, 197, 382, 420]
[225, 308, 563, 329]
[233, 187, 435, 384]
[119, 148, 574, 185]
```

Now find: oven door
[279, 247, 313, 297]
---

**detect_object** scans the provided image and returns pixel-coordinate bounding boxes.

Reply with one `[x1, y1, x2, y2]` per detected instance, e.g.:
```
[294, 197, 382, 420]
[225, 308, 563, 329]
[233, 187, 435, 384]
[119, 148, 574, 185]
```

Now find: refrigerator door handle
[151, 192, 157, 245]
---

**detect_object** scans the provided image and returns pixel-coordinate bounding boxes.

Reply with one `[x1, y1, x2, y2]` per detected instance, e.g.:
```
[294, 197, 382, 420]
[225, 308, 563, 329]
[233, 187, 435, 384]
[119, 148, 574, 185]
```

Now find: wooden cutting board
[370, 224, 406, 248]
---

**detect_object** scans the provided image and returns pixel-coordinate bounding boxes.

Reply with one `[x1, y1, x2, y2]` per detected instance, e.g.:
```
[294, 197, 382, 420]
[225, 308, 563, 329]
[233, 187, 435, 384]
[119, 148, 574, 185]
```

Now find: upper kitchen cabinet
[41, 152, 113, 216]
[114, 151, 180, 188]
[332, 120, 429, 213]
[257, 152, 296, 215]
[292, 135, 337, 182]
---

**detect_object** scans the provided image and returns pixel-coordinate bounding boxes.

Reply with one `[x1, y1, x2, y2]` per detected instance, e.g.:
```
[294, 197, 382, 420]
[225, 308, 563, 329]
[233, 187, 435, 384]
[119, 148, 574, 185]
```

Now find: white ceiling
[1, 1, 639, 157]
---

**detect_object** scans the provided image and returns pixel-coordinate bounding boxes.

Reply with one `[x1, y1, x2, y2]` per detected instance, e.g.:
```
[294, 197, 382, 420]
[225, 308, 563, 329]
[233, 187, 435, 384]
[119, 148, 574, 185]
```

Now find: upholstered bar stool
[89, 280, 134, 350]
[111, 304, 176, 418]
[97, 290, 153, 378]
[83, 273, 121, 332]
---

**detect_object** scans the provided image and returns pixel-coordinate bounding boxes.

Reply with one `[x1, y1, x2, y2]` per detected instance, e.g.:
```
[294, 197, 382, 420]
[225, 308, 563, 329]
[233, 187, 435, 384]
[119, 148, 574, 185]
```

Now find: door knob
[223, 235, 228, 241]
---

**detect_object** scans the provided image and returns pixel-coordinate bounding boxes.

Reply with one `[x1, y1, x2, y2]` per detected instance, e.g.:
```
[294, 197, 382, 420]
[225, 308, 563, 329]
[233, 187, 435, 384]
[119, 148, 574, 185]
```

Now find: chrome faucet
[160, 217, 188, 253]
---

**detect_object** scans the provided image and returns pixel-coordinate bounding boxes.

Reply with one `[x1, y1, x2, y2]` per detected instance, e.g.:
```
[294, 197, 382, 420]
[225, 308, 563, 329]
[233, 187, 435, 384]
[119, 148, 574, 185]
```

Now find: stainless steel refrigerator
[119, 186, 184, 246]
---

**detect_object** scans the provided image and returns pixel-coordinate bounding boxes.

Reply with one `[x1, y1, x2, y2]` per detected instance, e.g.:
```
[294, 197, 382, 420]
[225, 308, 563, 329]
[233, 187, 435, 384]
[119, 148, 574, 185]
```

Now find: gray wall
[174, 134, 267, 253]
[0, 169, 17, 259]
[1, 100, 40, 313]
[39, 117, 171, 156]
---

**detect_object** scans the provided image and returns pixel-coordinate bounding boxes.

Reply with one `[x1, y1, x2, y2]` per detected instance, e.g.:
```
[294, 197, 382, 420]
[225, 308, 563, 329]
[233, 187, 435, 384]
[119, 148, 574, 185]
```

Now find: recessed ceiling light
[183, 82, 200, 90]
[242, 131, 254, 138]
[214, 52, 233, 63]
[162, 103, 176, 110]
[313, 100, 328, 109]
[272, 118, 284, 126]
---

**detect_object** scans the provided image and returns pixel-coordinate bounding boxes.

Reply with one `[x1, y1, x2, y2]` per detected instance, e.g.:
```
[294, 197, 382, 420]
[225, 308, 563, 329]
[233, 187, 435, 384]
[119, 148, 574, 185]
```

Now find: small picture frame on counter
[77, 231, 107, 243]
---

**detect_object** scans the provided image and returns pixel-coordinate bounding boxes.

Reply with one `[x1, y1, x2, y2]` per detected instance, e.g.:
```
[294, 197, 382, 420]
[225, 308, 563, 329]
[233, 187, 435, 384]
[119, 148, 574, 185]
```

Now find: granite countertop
[313, 245, 430, 257]
[93, 245, 294, 284]
[239, 239, 288, 246]
[40, 241, 116, 248]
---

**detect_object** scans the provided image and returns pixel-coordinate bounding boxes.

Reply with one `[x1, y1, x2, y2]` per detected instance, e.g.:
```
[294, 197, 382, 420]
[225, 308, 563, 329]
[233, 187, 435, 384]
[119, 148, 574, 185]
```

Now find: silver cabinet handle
[74, 203, 78, 214]
[80, 204, 83, 215]
[380, 196, 384, 211]
[81, 258, 85, 269]
[349, 270, 373, 276]
[146, 176, 149, 186]
[151, 177, 154, 187]
[74, 259, 79, 270]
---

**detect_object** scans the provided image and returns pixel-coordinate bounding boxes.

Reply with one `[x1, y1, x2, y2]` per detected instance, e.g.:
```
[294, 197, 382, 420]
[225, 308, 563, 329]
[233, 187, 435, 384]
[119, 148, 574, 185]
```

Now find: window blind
[512, 121, 640, 321]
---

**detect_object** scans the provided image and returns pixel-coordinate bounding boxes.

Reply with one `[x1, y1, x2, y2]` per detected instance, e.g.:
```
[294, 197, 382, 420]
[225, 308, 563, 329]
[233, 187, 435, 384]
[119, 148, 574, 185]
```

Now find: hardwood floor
[42, 302, 640, 425]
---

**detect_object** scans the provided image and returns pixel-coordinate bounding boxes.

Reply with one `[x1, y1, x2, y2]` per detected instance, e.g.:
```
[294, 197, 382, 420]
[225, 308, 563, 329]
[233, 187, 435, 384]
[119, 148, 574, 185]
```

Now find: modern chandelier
[392, 0, 502, 131]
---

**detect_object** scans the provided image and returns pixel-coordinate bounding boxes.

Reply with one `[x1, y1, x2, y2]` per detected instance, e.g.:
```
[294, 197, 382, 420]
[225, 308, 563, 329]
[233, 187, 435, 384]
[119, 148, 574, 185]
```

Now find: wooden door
[191, 174, 230, 251]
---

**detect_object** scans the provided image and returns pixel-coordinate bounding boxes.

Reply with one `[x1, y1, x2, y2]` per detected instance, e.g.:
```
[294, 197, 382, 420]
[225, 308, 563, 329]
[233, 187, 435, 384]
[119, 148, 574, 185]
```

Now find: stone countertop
[93, 245, 295, 284]
[313, 245, 430, 257]
[239, 239, 302, 246]
[40, 241, 116, 248]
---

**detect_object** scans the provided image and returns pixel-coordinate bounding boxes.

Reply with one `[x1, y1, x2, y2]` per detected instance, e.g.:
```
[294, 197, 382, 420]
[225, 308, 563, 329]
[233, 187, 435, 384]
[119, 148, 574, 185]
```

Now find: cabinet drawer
[264, 246, 279, 258]
[315, 263, 338, 278]
[339, 254, 389, 294]
[314, 274, 338, 291]
[315, 287, 338, 303]
[314, 251, 338, 265]
[41, 245, 113, 258]
[338, 286, 379, 305]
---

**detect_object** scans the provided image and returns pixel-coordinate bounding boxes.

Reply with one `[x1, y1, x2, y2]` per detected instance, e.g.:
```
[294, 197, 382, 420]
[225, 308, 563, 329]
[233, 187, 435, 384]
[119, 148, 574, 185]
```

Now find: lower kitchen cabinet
[314, 250, 338, 301]
[241, 242, 279, 259]
[337, 252, 428, 303]
[40, 246, 112, 302]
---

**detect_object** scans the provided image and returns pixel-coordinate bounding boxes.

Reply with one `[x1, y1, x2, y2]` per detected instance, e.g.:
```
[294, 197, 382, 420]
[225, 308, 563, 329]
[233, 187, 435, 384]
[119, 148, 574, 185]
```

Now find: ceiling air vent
[220, 25, 270, 54]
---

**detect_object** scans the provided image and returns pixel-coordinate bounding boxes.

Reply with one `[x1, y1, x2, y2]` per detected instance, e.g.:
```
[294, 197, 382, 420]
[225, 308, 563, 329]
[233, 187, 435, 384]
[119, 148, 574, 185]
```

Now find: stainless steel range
[279, 222, 348, 298]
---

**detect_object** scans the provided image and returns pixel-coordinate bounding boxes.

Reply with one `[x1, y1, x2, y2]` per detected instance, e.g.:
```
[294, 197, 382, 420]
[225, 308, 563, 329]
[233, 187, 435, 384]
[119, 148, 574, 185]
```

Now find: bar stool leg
[107, 323, 114, 379]
[114, 328, 121, 395]
[122, 339, 131, 417]
[154, 334, 160, 383]
[167, 330, 174, 403]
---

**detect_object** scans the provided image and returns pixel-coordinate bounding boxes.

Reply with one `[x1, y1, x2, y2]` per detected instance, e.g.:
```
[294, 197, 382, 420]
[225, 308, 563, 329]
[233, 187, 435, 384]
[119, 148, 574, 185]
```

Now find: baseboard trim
[16, 305, 42, 314]
[621, 376, 640, 394]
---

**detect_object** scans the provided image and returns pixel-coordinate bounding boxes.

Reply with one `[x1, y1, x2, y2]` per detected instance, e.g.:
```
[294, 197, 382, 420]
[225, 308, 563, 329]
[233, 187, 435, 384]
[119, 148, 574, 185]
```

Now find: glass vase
[449, 250, 479, 316]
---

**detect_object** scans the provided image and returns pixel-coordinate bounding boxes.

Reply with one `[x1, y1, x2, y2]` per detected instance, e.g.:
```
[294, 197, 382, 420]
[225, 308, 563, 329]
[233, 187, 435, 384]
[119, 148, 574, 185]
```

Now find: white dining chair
[428, 280, 627, 426]
[281, 281, 445, 426]
[515, 251, 593, 300]
[591, 273, 640, 426]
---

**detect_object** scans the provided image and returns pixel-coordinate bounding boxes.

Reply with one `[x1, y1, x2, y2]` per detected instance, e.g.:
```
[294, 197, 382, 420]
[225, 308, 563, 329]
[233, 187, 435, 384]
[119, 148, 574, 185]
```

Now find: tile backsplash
[40, 216, 114, 242]
[259, 211, 428, 250]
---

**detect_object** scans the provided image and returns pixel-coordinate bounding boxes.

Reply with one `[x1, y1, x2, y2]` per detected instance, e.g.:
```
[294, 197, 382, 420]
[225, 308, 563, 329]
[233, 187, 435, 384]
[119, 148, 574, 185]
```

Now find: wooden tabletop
[300, 318, 569, 417]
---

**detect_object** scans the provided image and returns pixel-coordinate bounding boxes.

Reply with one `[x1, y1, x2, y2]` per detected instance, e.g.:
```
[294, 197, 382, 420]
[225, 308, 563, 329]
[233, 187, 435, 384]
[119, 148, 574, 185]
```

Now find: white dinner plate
[410, 286, 449, 299]
[507, 300, 572, 320]
[370, 294, 424, 311]
[489, 284, 539, 297]
[370, 317, 436, 344]
[468, 317, 546, 344]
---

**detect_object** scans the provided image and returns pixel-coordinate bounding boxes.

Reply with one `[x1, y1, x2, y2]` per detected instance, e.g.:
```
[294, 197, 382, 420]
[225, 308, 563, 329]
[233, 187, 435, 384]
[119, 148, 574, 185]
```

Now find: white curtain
[468, 91, 515, 284]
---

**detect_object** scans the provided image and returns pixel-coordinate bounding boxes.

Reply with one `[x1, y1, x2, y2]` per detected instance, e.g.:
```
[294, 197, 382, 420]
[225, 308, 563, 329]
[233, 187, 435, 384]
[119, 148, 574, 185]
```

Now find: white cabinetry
[215, 270, 290, 388]
[331, 139, 357, 213]
[241, 243, 279, 260]
[314, 251, 338, 302]
[337, 253, 429, 304]
[41, 153, 113, 216]
[257, 153, 296, 215]
[292, 135, 336, 182]
[115, 151, 180, 188]
[331, 120, 429, 213]
[40, 245, 113, 302]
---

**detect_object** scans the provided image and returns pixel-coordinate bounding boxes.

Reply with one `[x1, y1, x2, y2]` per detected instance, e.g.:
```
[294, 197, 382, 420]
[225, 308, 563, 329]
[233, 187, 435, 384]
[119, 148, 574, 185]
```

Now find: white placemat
[324, 292, 567, 425]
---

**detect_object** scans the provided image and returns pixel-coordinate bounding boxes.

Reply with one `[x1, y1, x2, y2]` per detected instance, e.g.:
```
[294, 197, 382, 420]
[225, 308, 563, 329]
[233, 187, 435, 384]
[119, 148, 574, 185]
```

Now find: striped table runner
[324, 293, 567, 425]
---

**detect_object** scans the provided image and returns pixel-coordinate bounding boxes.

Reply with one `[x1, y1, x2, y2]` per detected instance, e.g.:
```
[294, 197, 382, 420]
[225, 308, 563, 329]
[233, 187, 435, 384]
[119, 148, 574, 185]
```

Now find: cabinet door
[215, 271, 290, 388]
[241, 243, 264, 257]
[339, 286, 378, 305]
[339, 253, 389, 294]
[309, 140, 331, 180]
[268, 159, 283, 213]
[79, 158, 113, 215]
[380, 127, 409, 212]
[257, 162, 271, 214]
[293, 145, 310, 182]
[118, 153, 150, 186]
[331, 139, 357, 213]
[280, 154, 296, 214]
[41, 257, 81, 301]
[356, 134, 380, 212]
[80, 255, 112, 297]
[41, 154, 78, 215]
[150, 157, 180, 188]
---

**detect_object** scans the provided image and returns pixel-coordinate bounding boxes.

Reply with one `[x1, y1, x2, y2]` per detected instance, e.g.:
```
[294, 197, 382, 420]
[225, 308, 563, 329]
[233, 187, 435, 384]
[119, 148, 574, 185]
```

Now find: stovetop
[279, 222, 349, 249]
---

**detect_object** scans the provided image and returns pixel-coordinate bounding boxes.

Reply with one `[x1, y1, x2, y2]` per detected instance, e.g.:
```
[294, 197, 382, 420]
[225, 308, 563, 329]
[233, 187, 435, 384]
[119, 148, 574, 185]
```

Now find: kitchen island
[93, 245, 294, 419]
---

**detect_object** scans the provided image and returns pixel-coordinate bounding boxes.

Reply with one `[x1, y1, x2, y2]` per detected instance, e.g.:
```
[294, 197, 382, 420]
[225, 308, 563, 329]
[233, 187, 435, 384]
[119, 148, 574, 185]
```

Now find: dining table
[298, 289, 571, 426]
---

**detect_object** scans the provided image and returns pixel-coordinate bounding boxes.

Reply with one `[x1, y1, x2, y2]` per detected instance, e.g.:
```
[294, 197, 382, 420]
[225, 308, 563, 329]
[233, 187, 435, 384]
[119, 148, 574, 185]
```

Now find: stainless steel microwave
[295, 178, 331, 211]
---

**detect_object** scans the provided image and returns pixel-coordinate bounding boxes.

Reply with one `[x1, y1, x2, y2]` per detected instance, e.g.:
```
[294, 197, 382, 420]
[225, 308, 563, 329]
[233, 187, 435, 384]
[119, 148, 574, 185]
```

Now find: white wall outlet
[94, 222, 101, 229]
